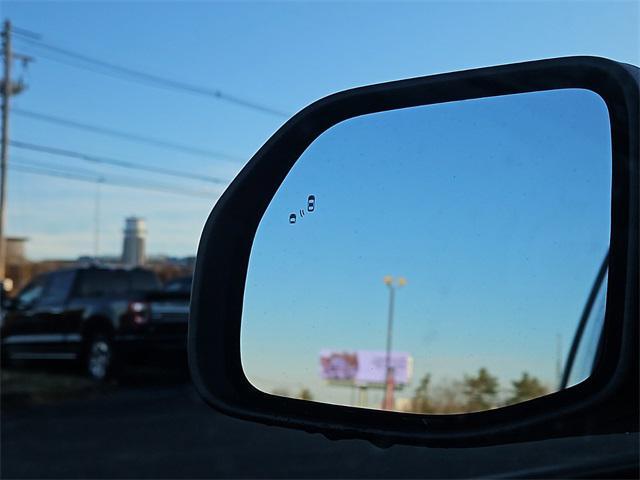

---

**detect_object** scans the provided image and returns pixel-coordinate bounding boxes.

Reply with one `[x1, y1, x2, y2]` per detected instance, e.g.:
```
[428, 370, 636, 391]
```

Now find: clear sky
[241, 88, 612, 407]
[2, 1, 638, 260]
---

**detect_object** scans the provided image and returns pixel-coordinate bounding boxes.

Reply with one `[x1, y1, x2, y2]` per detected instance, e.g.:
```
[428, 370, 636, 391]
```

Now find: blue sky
[241, 88, 611, 406]
[2, 1, 638, 260]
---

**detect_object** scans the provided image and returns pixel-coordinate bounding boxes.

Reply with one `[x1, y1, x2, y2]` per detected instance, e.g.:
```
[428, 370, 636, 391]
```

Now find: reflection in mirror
[241, 89, 611, 414]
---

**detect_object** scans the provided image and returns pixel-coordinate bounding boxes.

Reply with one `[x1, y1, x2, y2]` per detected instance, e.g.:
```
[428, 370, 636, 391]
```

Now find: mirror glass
[241, 89, 611, 414]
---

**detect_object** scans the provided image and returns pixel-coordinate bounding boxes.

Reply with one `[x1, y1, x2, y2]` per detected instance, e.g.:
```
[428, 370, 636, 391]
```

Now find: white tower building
[122, 217, 146, 266]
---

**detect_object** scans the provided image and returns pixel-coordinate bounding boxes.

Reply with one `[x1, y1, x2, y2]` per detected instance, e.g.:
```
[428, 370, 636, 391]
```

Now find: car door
[1, 274, 50, 359]
[34, 269, 79, 358]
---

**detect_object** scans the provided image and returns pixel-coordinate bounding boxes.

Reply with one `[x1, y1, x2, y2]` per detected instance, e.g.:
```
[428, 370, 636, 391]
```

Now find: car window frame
[130, 269, 161, 292]
[14, 275, 50, 310]
[73, 269, 125, 298]
[37, 269, 77, 308]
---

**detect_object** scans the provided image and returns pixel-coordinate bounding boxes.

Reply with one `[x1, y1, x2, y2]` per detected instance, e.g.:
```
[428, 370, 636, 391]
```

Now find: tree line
[269, 369, 549, 414]
[411, 368, 550, 414]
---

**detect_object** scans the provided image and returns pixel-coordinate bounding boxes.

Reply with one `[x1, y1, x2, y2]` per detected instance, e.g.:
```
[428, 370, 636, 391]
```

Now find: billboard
[319, 350, 412, 386]
[319, 351, 358, 381]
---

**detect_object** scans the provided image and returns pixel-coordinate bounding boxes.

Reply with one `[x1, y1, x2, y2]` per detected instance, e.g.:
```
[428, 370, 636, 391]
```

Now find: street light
[382, 275, 406, 410]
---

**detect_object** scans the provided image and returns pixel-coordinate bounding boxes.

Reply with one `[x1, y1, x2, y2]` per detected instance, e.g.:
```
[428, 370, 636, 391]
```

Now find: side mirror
[189, 56, 638, 447]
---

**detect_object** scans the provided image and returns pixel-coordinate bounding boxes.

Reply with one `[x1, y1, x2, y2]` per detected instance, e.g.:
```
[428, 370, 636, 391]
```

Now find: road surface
[1, 373, 440, 478]
[2, 374, 638, 478]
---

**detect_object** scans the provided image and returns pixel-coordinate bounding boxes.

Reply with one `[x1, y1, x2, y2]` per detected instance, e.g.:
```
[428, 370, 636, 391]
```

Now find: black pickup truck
[0, 266, 191, 380]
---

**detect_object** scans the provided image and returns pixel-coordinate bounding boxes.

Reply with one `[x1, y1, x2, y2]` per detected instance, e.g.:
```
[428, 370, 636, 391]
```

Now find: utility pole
[0, 20, 12, 282]
[556, 333, 563, 388]
[0, 20, 30, 281]
[382, 275, 407, 410]
[94, 179, 103, 259]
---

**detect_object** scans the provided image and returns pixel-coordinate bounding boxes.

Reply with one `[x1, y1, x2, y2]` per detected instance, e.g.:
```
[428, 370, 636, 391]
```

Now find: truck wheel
[85, 335, 113, 381]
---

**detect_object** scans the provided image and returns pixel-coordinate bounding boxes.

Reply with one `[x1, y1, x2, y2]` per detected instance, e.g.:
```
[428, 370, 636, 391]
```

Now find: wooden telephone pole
[0, 20, 13, 282]
[0, 20, 31, 282]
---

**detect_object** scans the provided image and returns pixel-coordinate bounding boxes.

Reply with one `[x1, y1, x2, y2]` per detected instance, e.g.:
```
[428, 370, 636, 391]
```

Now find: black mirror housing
[188, 56, 638, 447]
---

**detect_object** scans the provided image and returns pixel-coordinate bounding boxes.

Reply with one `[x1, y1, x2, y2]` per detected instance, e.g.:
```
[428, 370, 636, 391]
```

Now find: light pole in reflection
[382, 275, 407, 410]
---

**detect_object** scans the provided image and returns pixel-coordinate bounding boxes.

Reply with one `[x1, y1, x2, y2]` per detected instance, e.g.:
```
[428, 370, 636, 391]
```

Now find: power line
[10, 140, 230, 185]
[13, 107, 243, 162]
[12, 156, 224, 197]
[10, 26, 41, 40]
[12, 164, 215, 198]
[12, 156, 106, 178]
[14, 156, 221, 197]
[13, 32, 290, 118]
[10, 161, 218, 198]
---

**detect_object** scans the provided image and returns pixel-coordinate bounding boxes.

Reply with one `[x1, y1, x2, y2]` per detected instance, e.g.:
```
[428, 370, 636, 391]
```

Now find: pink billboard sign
[319, 350, 412, 386]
